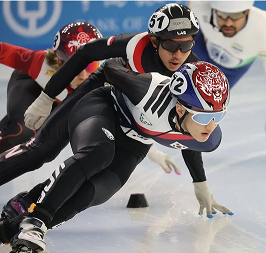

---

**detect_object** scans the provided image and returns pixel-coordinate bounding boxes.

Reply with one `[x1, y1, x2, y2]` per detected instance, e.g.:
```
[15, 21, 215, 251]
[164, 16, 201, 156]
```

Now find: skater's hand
[147, 146, 181, 175]
[193, 181, 234, 218]
[24, 91, 55, 130]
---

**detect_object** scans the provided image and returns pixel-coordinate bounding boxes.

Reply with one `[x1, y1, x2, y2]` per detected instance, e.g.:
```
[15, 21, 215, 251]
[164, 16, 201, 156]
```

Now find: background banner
[0, 1, 265, 50]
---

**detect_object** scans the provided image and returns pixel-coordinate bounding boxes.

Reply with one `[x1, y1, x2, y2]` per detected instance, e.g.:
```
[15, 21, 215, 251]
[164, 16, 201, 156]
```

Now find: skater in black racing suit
[0, 5, 232, 251]
[0, 5, 202, 188]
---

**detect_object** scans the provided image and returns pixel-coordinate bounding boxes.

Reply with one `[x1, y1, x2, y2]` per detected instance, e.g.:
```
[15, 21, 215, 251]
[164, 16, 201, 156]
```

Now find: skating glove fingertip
[223, 212, 234, 216]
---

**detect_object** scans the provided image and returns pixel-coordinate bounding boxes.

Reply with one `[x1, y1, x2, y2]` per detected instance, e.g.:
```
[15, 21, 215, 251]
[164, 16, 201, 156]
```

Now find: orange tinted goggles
[86, 61, 100, 73]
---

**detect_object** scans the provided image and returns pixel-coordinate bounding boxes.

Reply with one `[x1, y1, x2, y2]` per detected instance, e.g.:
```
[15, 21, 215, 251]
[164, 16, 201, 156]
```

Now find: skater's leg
[49, 142, 149, 228]
[0, 70, 105, 186]
[0, 70, 42, 153]
[9, 88, 115, 251]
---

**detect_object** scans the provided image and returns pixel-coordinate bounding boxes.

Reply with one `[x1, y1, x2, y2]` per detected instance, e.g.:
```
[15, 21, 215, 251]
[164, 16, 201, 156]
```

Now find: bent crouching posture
[0, 60, 233, 252]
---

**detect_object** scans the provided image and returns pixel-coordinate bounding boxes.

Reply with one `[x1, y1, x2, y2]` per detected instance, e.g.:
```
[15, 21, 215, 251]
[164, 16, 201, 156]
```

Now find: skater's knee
[72, 142, 115, 178]
[0, 123, 35, 153]
[88, 169, 121, 206]
[70, 116, 115, 153]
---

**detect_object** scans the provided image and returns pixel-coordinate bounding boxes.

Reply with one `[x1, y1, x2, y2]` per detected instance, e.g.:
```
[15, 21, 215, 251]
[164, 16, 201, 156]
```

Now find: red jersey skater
[0, 21, 101, 153]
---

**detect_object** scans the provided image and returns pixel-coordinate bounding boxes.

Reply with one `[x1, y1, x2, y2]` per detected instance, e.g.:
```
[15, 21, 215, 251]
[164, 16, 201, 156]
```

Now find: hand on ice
[193, 181, 234, 218]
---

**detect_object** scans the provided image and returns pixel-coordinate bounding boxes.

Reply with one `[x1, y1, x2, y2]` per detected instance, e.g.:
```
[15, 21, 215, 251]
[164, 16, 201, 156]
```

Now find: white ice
[0, 59, 265, 253]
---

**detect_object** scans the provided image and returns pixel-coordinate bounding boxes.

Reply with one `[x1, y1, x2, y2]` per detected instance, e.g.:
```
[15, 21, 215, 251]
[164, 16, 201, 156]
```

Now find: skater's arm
[181, 150, 206, 182]
[0, 42, 45, 80]
[104, 58, 152, 105]
[43, 33, 136, 98]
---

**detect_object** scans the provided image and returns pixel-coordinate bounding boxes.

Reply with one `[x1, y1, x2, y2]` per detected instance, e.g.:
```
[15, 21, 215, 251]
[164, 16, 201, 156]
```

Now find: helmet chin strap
[176, 111, 192, 136]
[209, 9, 222, 32]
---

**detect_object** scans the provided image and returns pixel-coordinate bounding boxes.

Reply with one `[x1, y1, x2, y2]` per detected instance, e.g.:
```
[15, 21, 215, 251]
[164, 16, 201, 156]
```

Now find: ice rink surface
[0, 59, 265, 253]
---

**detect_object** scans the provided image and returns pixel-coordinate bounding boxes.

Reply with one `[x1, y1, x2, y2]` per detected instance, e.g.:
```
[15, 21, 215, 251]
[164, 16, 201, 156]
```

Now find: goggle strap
[177, 111, 191, 136]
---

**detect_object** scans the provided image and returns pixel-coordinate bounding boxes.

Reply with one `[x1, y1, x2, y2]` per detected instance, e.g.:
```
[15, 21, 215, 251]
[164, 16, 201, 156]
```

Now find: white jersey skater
[105, 58, 223, 152]
[190, 1, 266, 87]
[191, 1, 266, 68]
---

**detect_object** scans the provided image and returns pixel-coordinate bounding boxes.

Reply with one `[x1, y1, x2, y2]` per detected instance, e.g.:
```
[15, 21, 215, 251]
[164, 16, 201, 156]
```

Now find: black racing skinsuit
[0, 32, 205, 186]
[0, 33, 206, 242]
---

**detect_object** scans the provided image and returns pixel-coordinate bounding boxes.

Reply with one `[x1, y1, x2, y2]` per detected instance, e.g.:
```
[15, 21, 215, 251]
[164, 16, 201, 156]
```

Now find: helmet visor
[183, 105, 227, 125]
[216, 10, 247, 21]
[160, 39, 195, 53]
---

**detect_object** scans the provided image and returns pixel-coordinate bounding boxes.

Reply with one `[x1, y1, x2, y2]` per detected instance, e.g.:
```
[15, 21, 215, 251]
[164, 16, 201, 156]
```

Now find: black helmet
[148, 3, 199, 38]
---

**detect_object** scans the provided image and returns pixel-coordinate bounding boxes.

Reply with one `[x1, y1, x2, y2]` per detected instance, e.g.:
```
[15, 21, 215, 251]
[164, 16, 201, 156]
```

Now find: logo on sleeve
[102, 128, 114, 140]
[140, 113, 152, 126]
[44, 69, 55, 76]
[170, 142, 188, 149]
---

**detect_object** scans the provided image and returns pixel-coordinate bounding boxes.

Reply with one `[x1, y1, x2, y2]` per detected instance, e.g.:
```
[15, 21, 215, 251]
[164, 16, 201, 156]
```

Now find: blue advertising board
[0, 1, 186, 49]
[0, 1, 266, 50]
